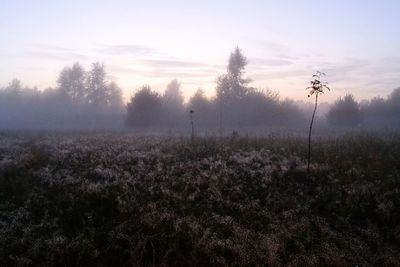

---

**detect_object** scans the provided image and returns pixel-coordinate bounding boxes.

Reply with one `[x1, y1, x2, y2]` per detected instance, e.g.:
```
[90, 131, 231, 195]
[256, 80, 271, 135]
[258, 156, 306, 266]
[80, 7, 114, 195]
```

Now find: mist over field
[1, 1, 400, 266]
[1, 50, 399, 132]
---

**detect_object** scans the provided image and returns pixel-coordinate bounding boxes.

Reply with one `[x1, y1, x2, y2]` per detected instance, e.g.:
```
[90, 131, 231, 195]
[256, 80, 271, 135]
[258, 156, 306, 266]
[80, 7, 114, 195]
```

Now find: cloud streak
[250, 58, 293, 66]
[250, 69, 308, 80]
[27, 44, 90, 61]
[258, 40, 290, 53]
[100, 44, 155, 56]
[137, 59, 221, 69]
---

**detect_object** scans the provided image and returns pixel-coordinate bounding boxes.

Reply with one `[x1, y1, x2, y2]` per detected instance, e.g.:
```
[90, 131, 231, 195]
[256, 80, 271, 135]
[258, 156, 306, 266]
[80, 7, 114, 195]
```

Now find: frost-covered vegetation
[1, 131, 399, 266]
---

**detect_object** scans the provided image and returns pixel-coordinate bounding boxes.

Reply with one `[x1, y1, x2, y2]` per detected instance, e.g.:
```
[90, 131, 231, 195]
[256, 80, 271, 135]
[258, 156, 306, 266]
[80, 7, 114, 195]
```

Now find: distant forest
[1, 47, 399, 131]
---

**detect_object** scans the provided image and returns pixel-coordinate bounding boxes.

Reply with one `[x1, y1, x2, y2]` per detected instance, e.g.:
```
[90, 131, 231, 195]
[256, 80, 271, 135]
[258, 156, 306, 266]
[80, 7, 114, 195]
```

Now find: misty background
[2, 1, 400, 101]
[0, 47, 399, 132]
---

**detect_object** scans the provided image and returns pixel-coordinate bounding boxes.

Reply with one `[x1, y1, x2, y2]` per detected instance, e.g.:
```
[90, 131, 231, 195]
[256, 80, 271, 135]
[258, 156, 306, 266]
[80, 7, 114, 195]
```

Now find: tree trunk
[307, 94, 318, 174]
[190, 112, 194, 142]
[218, 100, 223, 137]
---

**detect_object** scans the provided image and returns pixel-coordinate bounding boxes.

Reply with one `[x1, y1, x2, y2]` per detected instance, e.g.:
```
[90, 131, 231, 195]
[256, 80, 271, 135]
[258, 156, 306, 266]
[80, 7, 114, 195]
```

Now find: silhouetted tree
[188, 89, 209, 111]
[306, 71, 330, 174]
[106, 81, 124, 110]
[279, 98, 307, 126]
[0, 62, 124, 128]
[326, 94, 362, 127]
[232, 88, 276, 127]
[386, 87, 400, 127]
[360, 88, 400, 129]
[361, 96, 386, 127]
[162, 79, 185, 132]
[6, 78, 23, 92]
[216, 47, 252, 132]
[126, 85, 162, 128]
[163, 80, 184, 105]
[187, 88, 215, 131]
[57, 62, 86, 104]
[86, 62, 109, 106]
[216, 47, 251, 101]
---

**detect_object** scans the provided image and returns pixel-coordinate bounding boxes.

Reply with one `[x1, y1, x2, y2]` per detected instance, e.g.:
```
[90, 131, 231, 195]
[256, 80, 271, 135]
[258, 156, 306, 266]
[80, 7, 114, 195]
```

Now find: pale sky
[1, 0, 399, 102]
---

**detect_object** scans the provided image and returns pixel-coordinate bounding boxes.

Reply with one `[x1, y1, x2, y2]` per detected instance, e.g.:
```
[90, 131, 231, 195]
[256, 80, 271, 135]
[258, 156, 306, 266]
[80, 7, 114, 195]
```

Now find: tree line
[0, 47, 399, 131]
[326, 90, 400, 128]
[0, 62, 124, 128]
[126, 47, 307, 134]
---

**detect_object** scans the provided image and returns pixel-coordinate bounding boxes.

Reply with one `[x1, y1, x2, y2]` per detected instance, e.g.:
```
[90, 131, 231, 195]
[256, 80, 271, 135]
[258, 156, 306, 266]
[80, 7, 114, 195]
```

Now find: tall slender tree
[306, 71, 330, 174]
[86, 62, 108, 106]
[57, 62, 86, 104]
[216, 47, 251, 101]
[216, 47, 251, 134]
[162, 79, 184, 132]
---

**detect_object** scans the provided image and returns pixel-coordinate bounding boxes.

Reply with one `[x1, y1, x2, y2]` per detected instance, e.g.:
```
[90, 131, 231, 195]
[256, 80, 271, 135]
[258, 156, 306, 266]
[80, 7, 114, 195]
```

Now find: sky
[1, 0, 399, 102]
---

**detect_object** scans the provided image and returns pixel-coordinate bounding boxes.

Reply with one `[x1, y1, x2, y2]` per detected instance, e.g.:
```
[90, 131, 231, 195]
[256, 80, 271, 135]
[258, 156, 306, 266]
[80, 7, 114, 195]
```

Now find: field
[0, 131, 400, 266]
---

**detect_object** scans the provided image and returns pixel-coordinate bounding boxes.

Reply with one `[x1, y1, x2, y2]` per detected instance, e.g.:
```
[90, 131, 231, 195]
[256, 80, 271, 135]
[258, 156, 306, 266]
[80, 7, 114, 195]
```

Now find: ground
[0, 131, 399, 266]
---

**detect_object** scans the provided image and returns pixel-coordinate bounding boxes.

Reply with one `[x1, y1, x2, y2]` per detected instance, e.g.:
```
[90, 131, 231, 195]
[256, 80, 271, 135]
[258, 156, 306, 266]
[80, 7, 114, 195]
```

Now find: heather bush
[0, 132, 399, 266]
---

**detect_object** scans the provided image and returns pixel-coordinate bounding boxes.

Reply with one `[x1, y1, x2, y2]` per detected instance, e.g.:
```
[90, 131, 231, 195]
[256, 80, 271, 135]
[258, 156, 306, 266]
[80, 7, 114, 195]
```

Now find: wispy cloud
[27, 44, 90, 61]
[109, 56, 222, 81]
[250, 58, 293, 66]
[250, 69, 309, 80]
[100, 44, 155, 56]
[318, 59, 370, 82]
[149, 69, 217, 78]
[111, 63, 218, 79]
[258, 40, 290, 53]
[31, 44, 77, 53]
[138, 59, 221, 69]
[315, 57, 400, 98]
[99, 44, 223, 81]
[28, 51, 90, 61]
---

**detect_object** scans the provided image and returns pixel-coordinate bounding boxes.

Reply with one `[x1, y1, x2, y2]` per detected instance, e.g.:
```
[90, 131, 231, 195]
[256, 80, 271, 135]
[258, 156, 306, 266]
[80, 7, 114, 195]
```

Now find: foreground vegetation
[0, 131, 399, 266]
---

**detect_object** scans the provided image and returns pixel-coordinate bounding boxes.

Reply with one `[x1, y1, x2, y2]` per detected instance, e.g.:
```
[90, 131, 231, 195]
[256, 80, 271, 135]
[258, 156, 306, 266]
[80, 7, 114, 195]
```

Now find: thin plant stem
[307, 93, 318, 174]
[190, 111, 194, 142]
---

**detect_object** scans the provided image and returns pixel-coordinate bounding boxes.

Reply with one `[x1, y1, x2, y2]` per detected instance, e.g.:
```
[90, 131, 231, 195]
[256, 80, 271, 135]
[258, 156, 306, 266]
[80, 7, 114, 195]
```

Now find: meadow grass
[0, 131, 399, 266]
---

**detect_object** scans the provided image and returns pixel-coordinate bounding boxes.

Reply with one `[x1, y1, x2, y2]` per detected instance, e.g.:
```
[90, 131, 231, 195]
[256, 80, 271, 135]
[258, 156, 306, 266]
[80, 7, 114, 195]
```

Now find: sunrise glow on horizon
[1, 0, 400, 103]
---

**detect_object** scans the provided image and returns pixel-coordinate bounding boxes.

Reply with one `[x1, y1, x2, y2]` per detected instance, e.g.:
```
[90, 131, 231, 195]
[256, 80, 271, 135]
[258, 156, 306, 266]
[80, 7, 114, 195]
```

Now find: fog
[1, 47, 399, 133]
[0, 63, 124, 129]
